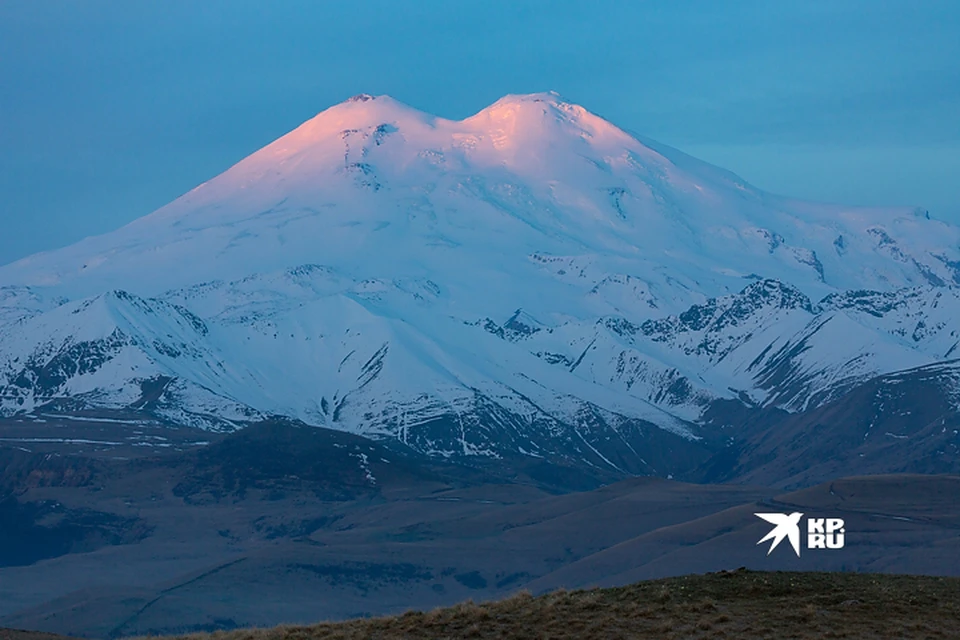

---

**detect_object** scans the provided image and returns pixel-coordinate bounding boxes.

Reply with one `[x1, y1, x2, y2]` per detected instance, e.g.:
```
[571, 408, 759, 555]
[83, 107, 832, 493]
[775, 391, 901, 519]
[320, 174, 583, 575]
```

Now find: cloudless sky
[1, 0, 958, 265]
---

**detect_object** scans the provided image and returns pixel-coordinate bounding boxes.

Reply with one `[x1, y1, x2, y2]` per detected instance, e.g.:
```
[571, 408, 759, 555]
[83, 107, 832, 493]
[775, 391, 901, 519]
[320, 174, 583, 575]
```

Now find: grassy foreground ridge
[156, 570, 959, 640]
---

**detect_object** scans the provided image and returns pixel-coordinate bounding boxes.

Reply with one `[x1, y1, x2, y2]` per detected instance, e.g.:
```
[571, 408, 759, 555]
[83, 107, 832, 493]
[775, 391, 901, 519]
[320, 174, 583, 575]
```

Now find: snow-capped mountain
[2, 92, 958, 474]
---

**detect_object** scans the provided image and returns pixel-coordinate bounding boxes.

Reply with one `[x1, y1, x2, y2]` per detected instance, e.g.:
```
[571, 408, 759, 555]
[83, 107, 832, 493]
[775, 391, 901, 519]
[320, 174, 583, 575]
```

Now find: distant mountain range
[2, 92, 958, 482]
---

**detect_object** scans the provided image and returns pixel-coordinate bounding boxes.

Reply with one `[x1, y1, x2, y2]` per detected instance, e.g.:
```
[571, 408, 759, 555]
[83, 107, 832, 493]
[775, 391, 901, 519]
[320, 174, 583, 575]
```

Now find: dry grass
[157, 570, 960, 640]
[0, 631, 79, 640]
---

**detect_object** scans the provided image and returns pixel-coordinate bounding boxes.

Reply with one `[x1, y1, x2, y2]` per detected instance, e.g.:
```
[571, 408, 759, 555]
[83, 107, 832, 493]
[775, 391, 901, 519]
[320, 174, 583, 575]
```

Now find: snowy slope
[0, 290, 259, 428]
[518, 280, 960, 420]
[1, 92, 958, 471]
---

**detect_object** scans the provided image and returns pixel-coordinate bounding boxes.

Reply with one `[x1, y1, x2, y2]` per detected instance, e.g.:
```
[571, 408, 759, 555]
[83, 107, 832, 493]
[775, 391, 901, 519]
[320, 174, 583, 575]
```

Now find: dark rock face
[3, 330, 132, 403]
[642, 280, 813, 350]
[0, 448, 100, 496]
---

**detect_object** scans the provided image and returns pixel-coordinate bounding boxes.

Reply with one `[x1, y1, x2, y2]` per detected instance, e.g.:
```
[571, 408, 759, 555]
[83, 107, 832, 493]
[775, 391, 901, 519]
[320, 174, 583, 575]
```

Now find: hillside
[148, 570, 960, 640]
[2, 445, 956, 638]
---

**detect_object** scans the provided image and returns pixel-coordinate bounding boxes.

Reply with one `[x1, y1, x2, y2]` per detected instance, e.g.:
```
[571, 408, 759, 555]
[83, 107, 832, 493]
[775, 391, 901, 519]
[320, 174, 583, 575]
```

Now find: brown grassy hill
[154, 570, 959, 640]
[0, 631, 77, 640]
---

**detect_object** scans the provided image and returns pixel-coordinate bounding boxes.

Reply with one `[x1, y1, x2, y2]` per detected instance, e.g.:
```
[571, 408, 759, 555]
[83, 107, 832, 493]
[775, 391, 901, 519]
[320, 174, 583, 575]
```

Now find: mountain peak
[478, 91, 581, 120]
[464, 91, 627, 143]
[2, 91, 958, 303]
[346, 93, 377, 103]
[333, 93, 413, 112]
[273, 94, 434, 148]
[487, 91, 568, 107]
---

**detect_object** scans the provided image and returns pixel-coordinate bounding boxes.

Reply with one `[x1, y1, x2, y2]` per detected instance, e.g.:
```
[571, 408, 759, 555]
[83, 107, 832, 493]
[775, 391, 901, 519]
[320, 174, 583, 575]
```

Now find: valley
[1, 417, 957, 637]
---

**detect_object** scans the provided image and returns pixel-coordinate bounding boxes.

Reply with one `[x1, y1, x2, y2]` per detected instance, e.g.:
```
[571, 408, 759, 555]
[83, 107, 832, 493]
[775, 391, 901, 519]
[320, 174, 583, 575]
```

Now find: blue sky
[1, 0, 958, 266]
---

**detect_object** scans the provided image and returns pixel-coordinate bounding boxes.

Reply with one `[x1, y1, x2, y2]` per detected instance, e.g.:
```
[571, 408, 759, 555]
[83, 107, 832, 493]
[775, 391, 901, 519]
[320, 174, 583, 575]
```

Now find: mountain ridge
[1, 92, 958, 478]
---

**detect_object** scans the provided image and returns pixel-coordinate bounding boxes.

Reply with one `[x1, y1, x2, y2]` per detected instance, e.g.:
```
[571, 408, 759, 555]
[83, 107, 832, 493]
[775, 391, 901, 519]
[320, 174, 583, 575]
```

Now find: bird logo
[755, 512, 804, 557]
